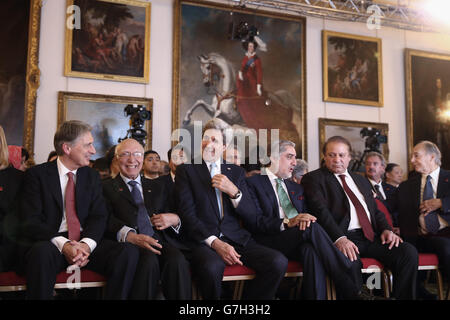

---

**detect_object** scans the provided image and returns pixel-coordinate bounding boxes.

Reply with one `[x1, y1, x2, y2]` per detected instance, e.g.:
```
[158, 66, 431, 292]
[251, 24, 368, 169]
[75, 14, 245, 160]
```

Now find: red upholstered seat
[361, 257, 384, 269]
[223, 265, 255, 277]
[286, 261, 303, 273]
[418, 253, 439, 266]
[0, 272, 26, 286]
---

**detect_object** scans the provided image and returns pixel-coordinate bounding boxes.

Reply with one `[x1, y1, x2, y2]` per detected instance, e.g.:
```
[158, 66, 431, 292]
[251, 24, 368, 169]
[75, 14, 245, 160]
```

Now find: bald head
[116, 139, 145, 180]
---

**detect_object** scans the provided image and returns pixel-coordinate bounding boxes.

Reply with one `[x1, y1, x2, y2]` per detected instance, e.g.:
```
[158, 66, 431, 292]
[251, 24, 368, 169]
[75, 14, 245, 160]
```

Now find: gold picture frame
[323, 30, 383, 107]
[64, 0, 151, 83]
[58, 91, 153, 158]
[405, 48, 450, 170]
[0, 0, 42, 154]
[319, 118, 389, 172]
[172, 0, 307, 159]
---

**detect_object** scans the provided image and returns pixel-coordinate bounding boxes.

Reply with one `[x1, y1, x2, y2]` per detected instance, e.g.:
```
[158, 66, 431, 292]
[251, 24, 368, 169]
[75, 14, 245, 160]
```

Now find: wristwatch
[230, 190, 241, 199]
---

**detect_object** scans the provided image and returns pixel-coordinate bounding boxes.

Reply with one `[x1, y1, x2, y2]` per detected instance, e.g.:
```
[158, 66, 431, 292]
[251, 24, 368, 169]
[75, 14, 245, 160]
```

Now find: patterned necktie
[423, 175, 440, 234]
[275, 178, 298, 219]
[374, 184, 384, 200]
[339, 175, 374, 241]
[128, 180, 154, 237]
[66, 172, 80, 241]
[210, 163, 223, 219]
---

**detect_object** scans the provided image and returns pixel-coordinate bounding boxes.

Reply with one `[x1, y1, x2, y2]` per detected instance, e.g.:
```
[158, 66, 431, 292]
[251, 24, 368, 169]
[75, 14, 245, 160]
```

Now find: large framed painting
[319, 118, 389, 173]
[0, 0, 41, 153]
[58, 91, 153, 159]
[405, 49, 450, 170]
[323, 30, 383, 107]
[172, 0, 306, 159]
[64, 0, 151, 83]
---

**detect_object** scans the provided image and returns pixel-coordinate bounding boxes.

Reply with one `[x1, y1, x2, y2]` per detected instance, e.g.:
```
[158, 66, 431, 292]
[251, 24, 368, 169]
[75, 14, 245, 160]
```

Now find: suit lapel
[437, 169, 450, 199]
[114, 175, 137, 208]
[260, 174, 279, 210]
[47, 161, 63, 213]
[141, 177, 156, 215]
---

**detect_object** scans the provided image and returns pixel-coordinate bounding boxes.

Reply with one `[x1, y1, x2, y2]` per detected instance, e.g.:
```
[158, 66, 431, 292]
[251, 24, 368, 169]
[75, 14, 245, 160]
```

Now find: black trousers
[187, 238, 288, 300]
[255, 222, 360, 300]
[347, 229, 418, 300]
[129, 239, 192, 300]
[24, 239, 138, 300]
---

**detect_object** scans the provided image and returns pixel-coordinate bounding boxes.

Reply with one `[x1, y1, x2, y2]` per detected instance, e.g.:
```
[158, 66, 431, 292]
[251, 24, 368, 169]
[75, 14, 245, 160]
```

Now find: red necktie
[66, 172, 80, 241]
[339, 174, 374, 242]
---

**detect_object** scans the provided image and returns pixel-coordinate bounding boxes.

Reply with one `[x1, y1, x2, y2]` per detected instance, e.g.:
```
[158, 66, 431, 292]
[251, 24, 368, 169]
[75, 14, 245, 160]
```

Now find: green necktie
[275, 178, 298, 219]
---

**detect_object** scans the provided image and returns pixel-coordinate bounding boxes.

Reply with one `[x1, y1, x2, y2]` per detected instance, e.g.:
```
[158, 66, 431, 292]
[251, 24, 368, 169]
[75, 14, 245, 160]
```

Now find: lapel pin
[227, 167, 231, 171]
[0, 186, 3, 191]
[445, 178, 449, 183]
[147, 189, 151, 192]
[118, 188, 123, 192]
[298, 195, 304, 200]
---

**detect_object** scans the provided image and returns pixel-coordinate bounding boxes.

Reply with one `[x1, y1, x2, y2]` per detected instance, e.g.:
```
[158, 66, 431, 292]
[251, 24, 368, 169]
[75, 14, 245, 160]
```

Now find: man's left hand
[420, 199, 442, 216]
[287, 213, 317, 230]
[150, 213, 180, 230]
[380, 230, 403, 250]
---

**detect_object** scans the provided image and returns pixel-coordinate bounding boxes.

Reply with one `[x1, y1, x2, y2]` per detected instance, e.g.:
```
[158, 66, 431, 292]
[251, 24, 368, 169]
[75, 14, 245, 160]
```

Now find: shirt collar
[265, 167, 280, 183]
[334, 169, 350, 180]
[56, 157, 77, 177]
[423, 167, 440, 182]
[368, 178, 382, 186]
[120, 172, 142, 186]
[204, 158, 222, 171]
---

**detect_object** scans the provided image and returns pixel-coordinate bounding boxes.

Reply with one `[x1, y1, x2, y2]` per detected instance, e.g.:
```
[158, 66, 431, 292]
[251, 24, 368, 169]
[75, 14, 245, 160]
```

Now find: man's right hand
[211, 238, 243, 266]
[62, 241, 90, 267]
[126, 232, 162, 255]
[335, 237, 360, 261]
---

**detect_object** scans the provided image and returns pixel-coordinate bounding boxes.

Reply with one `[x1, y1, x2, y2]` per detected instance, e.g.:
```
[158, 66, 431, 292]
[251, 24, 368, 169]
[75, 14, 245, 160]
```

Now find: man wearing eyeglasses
[102, 138, 191, 300]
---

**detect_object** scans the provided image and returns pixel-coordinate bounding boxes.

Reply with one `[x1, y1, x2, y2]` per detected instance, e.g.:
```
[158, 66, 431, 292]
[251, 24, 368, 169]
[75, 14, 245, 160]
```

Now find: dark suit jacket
[0, 167, 23, 246]
[102, 174, 188, 250]
[156, 174, 176, 212]
[175, 161, 256, 247]
[301, 167, 392, 242]
[393, 168, 450, 241]
[246, 173, 307, 235]
[20, 161, 107, 248]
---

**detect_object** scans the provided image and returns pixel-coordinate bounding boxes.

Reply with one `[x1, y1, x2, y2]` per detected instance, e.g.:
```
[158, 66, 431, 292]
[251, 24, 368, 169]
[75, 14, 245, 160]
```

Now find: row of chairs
[0, 253, 446, 299]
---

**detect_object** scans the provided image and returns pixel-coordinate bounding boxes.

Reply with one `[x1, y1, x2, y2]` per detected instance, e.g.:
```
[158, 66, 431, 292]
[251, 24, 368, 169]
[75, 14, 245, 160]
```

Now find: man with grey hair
[390, 140, 450, 297]
[247, 140, 367, 300]
[291, 159, 308, 184]
[19, 120, 139, 299]
[175, 118, 288, 299]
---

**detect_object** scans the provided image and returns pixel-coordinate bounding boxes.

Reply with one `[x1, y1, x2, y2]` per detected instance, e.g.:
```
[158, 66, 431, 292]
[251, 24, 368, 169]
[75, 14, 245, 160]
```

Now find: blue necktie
[210, 163, 223, 219]
[423, 175, 440, 234]
[128, 180, 154, 237]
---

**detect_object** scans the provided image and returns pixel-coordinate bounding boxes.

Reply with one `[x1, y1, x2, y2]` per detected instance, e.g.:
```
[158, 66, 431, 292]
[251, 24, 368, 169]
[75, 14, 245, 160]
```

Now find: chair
[0, 270, 106, 293]
[418, 253, 445, 300]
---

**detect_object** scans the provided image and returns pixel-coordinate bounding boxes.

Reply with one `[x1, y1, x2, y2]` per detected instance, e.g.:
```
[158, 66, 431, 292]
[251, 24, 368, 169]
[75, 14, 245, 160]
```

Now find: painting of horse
[173, 0, 306, 158]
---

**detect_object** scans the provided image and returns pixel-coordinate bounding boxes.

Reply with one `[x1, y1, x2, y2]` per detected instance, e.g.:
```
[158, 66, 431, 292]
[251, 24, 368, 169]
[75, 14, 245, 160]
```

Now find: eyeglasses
[117, 151, 144, 158]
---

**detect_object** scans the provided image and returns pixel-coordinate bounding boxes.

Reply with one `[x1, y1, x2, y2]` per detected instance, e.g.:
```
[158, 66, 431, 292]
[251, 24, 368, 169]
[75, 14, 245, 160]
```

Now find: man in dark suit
[246, 140, 367, 300]
[302, 135, 418, 300]
[175, 118, 288, 300]
[102, 138, 191, 299]
[391, 141, 450, 296]
[19, 121, 138, 299]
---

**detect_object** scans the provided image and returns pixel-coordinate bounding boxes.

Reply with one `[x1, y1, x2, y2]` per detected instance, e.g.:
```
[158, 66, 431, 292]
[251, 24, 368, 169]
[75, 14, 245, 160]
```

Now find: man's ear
[61, 142, 71, 156]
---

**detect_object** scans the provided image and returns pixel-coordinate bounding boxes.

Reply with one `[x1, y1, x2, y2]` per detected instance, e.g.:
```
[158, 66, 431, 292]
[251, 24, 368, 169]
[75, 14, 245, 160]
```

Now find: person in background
[143, 150, 161, 180]
[384, 163, 404, 189]
[105, 145, 120, 178]
[291, 159, 308, 184]
[47, 150, 58, 162]
[159, 160, 170, 176]
[92, 157, 111, 180]
[0, 125, 24, 272]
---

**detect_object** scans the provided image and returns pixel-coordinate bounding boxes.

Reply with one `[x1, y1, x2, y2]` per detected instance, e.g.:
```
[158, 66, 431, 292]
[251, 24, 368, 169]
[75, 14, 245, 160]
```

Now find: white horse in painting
[182, 52, 303, 143]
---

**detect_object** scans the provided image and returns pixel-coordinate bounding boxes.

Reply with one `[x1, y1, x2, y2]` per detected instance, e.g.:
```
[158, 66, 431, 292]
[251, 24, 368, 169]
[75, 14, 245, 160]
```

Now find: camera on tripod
[118, 104, 151, 147]
[360, 127, 387, 154]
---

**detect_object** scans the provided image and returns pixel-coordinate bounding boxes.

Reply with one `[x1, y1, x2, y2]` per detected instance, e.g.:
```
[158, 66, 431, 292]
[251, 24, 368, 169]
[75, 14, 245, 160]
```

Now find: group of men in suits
[12, 118, 450, 300]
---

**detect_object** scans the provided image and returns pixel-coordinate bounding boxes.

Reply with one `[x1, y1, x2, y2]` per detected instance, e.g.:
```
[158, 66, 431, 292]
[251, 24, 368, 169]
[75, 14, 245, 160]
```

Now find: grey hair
[271, 140, 296, 159]
[292, 159, 308, 179]
[416, 140, 442, 166]
[365, 151, 386, 167]
[54, 120, 92, 156]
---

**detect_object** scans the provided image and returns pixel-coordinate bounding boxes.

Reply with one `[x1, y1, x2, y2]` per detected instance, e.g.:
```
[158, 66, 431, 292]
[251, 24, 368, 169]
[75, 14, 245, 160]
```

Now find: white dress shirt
[51, 158, 96, 253]
[418, 167, 448, 233]
[204, 158, 242, 247]
[334, 170, 372, 231]
[368, 178, 386, 200]
[265, 168, 290, 231]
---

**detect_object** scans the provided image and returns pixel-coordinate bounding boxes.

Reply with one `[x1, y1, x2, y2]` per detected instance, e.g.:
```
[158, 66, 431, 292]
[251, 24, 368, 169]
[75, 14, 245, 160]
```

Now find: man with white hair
[392, 141, 450, 296]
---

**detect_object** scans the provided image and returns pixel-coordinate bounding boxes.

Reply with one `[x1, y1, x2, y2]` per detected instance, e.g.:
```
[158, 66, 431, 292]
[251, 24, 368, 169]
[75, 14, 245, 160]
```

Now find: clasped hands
[62, 240, 91, 268]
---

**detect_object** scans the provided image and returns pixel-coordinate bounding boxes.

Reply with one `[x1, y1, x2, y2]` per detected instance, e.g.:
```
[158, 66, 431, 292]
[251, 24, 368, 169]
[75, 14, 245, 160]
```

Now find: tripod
[350, 148, 380, 172]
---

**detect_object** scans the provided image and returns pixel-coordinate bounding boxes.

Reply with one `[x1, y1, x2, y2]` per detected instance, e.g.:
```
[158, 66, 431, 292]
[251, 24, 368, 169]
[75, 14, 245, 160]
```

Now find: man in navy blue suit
[246, 140, 366, 300]
[175, 118, 288, 300]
